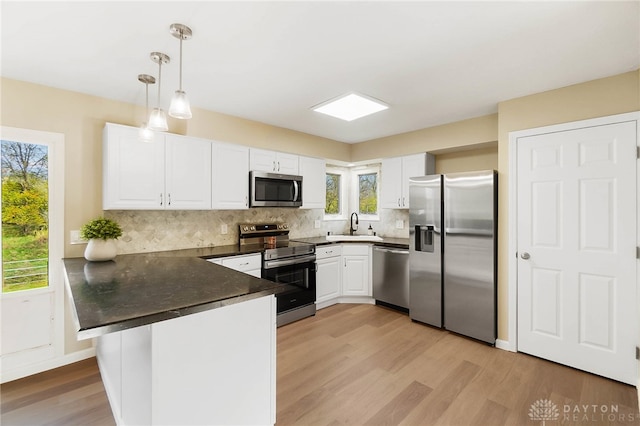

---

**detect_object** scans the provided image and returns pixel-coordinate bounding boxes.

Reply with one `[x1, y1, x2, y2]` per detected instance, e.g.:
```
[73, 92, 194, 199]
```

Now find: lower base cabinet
[316, 244, 372, 309]
[316, 246, 342, 305]
[96, 296, 276, 426]
[207, 253, 261, 278]
[342, 244, 371, 296]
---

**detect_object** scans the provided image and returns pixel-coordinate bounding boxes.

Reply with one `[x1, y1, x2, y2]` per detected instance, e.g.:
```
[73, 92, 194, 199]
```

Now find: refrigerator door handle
[414, 225, 435, 253]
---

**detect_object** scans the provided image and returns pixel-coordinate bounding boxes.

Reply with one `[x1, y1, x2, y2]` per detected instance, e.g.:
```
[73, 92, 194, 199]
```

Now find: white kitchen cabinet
[103, 123, 164, 210]
[380, 153, 427, 209]
[250, 148, 299, 174]
[299, 155, 326, 209]
[103, 123, 212, 210]
[341, 244, 371, 297]
[315, 245, 342, 308]
[164, 134, 212, 210]
[207, 253, 262, 278]
[212, 142, 249, 209]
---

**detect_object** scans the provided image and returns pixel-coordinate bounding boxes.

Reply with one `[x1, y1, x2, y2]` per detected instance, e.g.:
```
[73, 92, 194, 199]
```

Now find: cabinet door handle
[160, 193, 163, 206]
[168, 193, 171, 206]
[273, 161, 276, 171]
[245, 196, 248, 207]
[402, 197, 405, 207]
[277, 161, 281, 171]
[398, 198, 401, 207]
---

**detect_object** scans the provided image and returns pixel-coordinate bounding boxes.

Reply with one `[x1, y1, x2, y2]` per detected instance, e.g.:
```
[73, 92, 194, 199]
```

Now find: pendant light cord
[179, 36, 183, 91]
[157, 61, 162, 106]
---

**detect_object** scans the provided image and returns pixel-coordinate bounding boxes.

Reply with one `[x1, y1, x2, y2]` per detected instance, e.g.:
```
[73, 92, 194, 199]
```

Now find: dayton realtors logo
[529, 399, 640, 424]
[529, 399, 560, 426]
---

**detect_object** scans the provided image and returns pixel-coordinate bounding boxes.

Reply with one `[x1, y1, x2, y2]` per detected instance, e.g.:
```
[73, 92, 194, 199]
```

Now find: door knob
[520, 252, 531, 260]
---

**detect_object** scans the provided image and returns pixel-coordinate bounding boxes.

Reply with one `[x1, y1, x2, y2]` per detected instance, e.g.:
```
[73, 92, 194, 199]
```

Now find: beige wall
[186, 107, 350, 161]
[434, 144, 498, 174]
[495, 70, 640, 341]
[351, 113, 498, 161]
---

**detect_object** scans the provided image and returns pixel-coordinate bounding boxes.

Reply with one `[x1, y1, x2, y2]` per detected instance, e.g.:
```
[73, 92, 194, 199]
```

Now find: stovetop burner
[238, 222, 315, 260]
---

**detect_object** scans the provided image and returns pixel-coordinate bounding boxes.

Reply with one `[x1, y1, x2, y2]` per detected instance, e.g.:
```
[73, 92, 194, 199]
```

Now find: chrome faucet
[350, 212, 359, 235]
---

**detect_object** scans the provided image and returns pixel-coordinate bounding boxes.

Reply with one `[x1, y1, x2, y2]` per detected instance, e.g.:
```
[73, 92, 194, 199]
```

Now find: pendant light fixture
[168, 23, 193, 119]
[148, 52, 171, 131]
[138, 74, 156, 142]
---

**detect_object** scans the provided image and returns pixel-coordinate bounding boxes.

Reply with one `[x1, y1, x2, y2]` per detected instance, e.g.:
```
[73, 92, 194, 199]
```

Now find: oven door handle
[263, 254, 316, 269]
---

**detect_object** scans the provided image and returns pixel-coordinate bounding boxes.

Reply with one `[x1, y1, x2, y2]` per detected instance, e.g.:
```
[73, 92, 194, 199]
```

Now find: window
[325, 165, 380, 221]
[2, 140, 49, 292]
[351, 166, 380, 220]
[358, 172, 377, 215]
[324, 167, 348, 220]
[325, 172, 341, 215]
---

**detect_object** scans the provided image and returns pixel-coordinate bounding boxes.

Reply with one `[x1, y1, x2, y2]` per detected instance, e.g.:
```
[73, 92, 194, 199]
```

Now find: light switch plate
[396, 220, 404, 229]
[221, 224, 228, 235]
[314, 220, 321, 229]
[70, 230, 87, 245]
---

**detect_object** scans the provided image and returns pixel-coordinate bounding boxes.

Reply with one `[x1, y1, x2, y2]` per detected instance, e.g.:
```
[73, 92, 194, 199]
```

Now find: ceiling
[1, 1, 638, 144]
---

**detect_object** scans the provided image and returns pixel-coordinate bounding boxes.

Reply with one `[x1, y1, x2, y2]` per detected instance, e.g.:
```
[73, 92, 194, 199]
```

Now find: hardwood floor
[0, 357, 115, 426]
[2, 303, 639, 425]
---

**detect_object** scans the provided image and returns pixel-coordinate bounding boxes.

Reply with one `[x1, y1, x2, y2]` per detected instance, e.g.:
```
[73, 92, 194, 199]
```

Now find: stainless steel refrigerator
[409, 170, 497, 344]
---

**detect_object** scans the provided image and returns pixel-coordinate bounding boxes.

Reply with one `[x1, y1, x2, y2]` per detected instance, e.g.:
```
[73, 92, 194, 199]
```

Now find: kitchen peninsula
[63, 247, 288, 426]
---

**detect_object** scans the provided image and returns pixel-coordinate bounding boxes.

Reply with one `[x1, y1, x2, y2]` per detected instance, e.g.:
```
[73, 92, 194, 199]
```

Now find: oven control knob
[283, 224, 288, 229]
[251, 225, 256, 231]
[242, 226, 248, 232]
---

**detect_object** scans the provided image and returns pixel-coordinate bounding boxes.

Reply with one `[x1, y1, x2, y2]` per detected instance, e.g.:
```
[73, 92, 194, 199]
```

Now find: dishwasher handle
[373, 247, 409, 255]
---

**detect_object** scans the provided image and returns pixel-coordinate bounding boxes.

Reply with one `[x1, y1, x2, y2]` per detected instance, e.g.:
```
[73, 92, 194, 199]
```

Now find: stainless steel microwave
[249, 171, 303, 207]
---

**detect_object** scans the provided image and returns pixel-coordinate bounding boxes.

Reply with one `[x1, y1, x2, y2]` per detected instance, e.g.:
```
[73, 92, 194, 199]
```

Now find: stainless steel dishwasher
[372, 246, 409, 310]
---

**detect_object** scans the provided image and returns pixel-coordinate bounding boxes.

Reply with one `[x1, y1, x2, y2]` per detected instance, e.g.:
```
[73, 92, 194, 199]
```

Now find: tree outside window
[325, 173, 341, 215]
[358, 173, 377, 215]
[1, 140, 49, 292]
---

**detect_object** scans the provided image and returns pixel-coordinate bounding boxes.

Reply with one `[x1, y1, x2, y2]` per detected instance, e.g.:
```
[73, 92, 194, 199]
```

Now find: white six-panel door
[516, 120, 637, 385]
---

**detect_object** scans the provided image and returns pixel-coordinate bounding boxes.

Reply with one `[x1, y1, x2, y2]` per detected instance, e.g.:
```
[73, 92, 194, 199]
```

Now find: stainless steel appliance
[372, 246, 409, 311]
[409, 170, 497, 344]
[239, 223, 316, 326]
[249, 171, 303, 207]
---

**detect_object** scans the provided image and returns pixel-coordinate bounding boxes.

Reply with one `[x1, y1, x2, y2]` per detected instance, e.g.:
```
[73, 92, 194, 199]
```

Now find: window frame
[350, 165, 380, 222]
[323, 166, 349, 221]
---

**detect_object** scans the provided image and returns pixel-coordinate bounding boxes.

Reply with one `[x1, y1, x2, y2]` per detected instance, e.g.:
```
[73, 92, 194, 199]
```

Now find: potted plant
[80, 217, 123, 261]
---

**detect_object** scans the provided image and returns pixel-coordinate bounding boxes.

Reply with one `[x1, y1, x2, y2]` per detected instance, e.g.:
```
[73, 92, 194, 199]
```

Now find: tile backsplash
[106, 208, 409, 254]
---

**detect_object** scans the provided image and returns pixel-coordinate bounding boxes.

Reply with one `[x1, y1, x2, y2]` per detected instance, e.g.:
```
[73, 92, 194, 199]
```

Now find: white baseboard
[316, 297, 375, 310]
[495, 338, 516, 352]
[1, 347, 96, 384]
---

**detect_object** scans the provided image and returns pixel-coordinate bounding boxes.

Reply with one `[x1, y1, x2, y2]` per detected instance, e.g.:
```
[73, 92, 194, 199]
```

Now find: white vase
[84, 238, 117, 262]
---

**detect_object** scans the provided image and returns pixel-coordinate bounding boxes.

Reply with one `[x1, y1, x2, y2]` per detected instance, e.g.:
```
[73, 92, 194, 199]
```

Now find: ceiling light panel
[312, 93, 389, 122]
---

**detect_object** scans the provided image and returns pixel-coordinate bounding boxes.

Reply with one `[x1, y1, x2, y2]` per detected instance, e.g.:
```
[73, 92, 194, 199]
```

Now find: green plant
[80, 217, 122, 240]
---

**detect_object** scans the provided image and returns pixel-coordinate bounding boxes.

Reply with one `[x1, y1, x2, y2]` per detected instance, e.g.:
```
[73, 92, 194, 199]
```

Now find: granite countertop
[63, 246, 288, 340]
[292, 236, 409, 249]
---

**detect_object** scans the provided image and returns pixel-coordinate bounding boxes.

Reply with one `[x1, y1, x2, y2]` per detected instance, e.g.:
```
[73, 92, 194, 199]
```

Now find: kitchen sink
[326, 235, 384, 242]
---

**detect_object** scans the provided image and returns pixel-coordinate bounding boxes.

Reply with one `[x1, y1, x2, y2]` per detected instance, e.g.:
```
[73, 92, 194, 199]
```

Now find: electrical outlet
[314, 220, 321, 229]
[70, 230, 86, 244]
[221, 224, 228, 235]
[396, 220, 404, 229]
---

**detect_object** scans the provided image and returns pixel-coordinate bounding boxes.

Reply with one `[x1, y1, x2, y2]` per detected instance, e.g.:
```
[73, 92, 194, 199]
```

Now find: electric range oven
[239, 223, 316, 326]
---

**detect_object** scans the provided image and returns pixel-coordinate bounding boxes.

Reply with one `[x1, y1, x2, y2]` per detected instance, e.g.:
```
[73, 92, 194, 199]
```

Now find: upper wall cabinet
[299, 156, 326, 209]
[103, 123, 212, 210]
[380, 153, 429, 209]
[212, 142, 249, 210]
[249, 148, 299, 175]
